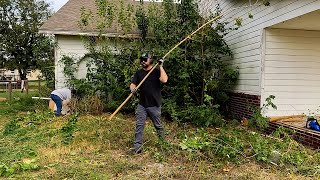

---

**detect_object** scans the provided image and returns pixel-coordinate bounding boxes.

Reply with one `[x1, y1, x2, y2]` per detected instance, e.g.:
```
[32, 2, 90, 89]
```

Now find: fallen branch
[269, 115, 304, 122]
[214, 138, 247, 158]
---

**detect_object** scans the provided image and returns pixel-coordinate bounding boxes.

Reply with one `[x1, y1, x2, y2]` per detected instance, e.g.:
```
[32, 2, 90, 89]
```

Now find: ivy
[59, 55, 78, 88]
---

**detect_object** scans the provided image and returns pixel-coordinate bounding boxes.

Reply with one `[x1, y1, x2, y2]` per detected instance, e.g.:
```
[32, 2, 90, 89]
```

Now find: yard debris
[241, 117, 248, 126]
[269, 150, 281, 165]
[223, 167, 231, 172]
[269, 115, 305, 122]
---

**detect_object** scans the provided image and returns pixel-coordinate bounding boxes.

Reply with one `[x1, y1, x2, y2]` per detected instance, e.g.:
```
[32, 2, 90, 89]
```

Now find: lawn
[0, 84, 52, 101]
[0, 95, 320, 179]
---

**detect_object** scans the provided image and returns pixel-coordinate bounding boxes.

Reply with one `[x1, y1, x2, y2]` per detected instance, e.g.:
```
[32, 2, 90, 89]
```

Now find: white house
[39, 0, 144, 89]
[40, 0, 320, 118]
[0, 69, 41, 81]
[203, 0, 320, 117]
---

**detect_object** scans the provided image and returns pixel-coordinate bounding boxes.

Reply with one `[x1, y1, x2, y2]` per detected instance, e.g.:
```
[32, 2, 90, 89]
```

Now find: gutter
[38, 29, 142, 38]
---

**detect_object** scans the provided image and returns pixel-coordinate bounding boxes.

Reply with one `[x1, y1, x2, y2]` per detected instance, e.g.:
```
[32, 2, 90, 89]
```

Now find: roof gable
[39, 0, 150, 36]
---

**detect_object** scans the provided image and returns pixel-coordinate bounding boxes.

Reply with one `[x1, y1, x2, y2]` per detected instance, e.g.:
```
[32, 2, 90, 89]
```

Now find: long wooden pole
[108, 15, 222, 120]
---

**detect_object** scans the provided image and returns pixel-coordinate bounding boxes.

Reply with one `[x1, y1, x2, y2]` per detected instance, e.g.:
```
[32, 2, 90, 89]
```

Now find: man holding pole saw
[129, 52, 168, 154]
[109, 15, 223, 153]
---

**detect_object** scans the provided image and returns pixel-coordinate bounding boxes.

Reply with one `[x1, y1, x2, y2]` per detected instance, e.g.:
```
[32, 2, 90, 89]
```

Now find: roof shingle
[39, 0, 149, 36]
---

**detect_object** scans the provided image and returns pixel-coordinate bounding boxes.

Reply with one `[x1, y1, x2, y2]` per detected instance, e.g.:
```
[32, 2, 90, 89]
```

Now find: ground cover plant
[1, 98, 320, 179]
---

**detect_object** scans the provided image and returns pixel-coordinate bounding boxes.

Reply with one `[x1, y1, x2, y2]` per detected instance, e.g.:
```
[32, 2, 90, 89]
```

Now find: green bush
[179, 129, 210, 152]
[61, 0, 239, 126]
[180, 105, 224, 127]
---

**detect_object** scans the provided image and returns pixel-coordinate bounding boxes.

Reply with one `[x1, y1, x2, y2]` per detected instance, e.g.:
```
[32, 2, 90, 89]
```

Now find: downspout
[54, 35, 58, 89]
[260, 28, 267, 115]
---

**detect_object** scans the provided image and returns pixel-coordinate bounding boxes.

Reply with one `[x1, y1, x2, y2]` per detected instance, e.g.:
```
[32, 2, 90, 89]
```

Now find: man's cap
[140, 52, 151, 60]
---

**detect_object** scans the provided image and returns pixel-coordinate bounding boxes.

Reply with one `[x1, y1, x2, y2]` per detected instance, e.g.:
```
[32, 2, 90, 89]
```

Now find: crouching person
[50, 88, 76, 116]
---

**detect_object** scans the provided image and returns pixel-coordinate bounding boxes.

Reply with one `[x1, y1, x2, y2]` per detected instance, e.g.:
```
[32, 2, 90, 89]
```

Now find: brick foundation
[266, 122, 320, 149]
[227, 92, 261, 119]
[226, 92, 320, 149]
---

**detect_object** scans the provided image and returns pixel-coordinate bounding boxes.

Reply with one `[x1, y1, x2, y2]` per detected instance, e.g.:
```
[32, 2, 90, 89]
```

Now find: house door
[263, 28, 320, 117]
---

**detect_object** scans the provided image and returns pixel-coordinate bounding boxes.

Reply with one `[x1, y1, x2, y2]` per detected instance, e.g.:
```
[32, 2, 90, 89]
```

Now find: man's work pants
[134, 104, 164, 152]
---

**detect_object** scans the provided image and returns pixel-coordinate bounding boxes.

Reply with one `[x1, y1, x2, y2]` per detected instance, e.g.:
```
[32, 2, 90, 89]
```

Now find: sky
[45, 0, 69, 12]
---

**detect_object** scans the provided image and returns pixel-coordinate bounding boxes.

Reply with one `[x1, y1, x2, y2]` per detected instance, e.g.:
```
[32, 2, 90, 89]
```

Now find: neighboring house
[0, 69, 41, 81]
[39, 0, 146, 89]
[205, 0, 320, 117]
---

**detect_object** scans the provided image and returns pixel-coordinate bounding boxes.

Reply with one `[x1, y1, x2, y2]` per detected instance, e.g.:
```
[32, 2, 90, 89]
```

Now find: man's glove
[158, 58, 164, 66]
[130, 87, 137, 94]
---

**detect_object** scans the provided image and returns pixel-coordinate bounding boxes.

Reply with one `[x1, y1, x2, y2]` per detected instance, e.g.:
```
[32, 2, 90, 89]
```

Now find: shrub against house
[39, 0, 241, 125]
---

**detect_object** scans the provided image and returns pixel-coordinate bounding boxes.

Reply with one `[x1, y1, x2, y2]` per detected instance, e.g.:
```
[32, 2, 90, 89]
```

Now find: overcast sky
[45, 0, 69, 12]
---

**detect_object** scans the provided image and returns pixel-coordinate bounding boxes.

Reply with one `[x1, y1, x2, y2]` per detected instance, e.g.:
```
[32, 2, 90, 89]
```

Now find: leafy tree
[0, 0, 54, 80]
[64, 0, 241, 125]
[138, 0, 238, 125]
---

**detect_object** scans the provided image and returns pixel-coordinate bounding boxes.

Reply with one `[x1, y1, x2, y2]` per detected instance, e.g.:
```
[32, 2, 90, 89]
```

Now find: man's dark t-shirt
[131, 68, 161, 107]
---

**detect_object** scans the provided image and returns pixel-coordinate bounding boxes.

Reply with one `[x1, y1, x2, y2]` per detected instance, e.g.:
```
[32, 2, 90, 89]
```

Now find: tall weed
[179, 105, 224, 127]
[249, 95, 277, 130]
[72, 95, 104, 115]
[60, 113, 79, 144]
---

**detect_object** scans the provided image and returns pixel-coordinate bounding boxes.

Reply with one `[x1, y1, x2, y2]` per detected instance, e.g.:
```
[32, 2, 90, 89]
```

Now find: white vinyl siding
[264, 28, 320, 116]
[54, 35, 120, 89]
[207, 0, 320, 96]
[55, 35, 89, 88]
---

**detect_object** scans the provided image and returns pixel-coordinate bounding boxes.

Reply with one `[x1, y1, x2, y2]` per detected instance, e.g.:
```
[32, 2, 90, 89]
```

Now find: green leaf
[235, 17, 243, 26]
[263, 0, 271, 6]
[4, 167, 14, 177]
[19, 162, 31, 170]
[204, 94, 213, 103]
[179, 143, 189, 150]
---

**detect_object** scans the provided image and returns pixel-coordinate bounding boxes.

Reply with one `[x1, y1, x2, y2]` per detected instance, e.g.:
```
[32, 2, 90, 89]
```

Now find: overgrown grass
[0, 92, 49, 117]
[0, 100, 320, 179]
